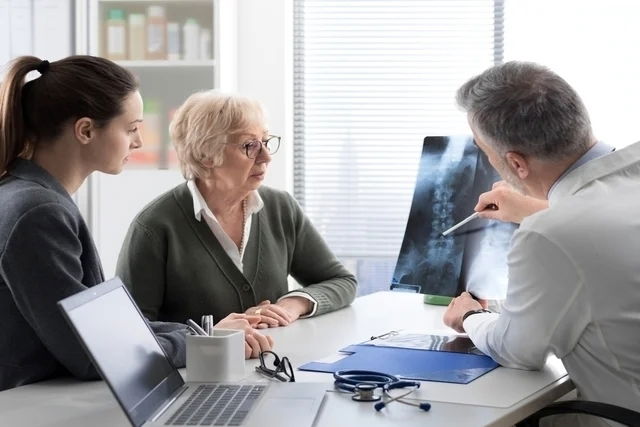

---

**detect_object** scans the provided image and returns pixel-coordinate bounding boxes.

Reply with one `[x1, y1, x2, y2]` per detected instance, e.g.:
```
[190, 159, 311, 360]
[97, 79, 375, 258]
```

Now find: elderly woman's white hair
[169, 90, 266, 180]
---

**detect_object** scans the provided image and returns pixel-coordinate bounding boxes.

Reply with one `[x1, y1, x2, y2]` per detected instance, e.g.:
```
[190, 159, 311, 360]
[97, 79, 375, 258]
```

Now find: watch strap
[462, 308, 492, 323]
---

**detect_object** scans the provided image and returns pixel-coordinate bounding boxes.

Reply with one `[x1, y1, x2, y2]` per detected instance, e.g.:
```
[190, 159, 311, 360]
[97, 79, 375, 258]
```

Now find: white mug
[186, 329, 245, 382]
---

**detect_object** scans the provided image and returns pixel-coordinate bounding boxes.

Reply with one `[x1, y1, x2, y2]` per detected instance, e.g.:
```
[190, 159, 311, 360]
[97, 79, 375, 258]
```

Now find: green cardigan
[116, 184, 357, 323]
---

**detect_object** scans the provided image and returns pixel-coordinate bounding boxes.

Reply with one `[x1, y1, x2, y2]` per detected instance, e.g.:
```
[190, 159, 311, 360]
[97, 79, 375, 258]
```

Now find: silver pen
[441, 212, 481, 236]
[442, 204, 498, 237]
[186, 318, 208, 336]
[204, 315, 213, 336]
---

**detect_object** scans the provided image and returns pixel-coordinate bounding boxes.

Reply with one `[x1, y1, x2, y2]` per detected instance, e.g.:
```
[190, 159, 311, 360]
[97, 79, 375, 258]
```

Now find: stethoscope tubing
[333, 370, 401, 390]
[333, 369, 430, 411]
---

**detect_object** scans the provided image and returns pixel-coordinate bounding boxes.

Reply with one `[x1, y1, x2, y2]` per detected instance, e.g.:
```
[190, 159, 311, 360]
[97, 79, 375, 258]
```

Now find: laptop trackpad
[246, 384, 327, 427]
[262, 397, 315, 421]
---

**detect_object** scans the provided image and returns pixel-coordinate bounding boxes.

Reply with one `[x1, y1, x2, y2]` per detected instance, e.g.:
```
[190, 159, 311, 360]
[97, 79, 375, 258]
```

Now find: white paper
[368, 331, 484, 355]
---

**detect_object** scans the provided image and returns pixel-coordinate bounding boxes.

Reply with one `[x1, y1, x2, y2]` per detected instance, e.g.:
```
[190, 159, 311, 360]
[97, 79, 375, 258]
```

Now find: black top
[0, 159, 186, 391]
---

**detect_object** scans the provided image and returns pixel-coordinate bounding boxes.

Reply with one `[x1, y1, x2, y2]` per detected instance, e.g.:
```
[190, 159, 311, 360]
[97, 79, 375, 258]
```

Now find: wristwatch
[462, 308, 492, 322]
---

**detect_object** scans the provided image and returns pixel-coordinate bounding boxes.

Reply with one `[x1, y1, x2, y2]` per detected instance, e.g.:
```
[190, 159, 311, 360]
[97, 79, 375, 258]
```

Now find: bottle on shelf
[128, 13, 146, 60]
[106, 9, 126, 61]
[146, 6, 167, 60]
[136, 98, 162, 166]
[183, 18, 200, 61]
[199, 28, 211, 60]
[167, 22, 181, 61]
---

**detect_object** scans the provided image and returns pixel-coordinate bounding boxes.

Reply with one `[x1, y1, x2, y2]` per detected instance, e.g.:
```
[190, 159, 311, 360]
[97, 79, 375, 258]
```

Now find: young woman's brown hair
[0, 55, 138, 175]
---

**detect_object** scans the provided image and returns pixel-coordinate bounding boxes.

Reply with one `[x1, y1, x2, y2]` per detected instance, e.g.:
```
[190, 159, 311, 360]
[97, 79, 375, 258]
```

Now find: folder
[299, 343, 498, 384]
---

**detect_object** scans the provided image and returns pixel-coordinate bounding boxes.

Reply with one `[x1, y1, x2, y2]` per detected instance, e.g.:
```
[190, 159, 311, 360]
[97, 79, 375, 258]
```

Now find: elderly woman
[116, 91, 357, 331]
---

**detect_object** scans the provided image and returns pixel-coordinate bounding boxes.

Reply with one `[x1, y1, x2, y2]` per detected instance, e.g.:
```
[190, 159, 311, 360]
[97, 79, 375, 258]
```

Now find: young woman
[0, 56, 271, 392]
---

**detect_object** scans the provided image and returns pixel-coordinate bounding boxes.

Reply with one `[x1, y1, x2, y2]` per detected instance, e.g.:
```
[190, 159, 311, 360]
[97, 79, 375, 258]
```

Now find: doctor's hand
[214, 313, 274, 359]
[475, 181, 548, 224]
[245, 300, 293, 329]
[443, 292, 484, 333]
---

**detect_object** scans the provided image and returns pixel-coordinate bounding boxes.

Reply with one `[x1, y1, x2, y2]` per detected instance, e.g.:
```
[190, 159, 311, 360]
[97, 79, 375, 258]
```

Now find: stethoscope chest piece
[351, 383, 381, 402]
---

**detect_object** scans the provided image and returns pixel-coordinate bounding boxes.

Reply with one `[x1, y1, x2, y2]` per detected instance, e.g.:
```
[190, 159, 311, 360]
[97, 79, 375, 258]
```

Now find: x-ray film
[392, 136, 517, 299]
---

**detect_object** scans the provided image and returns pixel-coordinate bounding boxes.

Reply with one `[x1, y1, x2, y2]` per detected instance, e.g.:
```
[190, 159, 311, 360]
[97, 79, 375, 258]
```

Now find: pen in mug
[200, 315, 211, 336]
[204, 315, 213, 336]
[186, 318, 208, 336]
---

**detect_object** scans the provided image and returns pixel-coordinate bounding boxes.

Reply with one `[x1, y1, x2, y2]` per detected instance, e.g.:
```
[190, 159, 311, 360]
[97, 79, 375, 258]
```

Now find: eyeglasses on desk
[255, 350, 296, 382]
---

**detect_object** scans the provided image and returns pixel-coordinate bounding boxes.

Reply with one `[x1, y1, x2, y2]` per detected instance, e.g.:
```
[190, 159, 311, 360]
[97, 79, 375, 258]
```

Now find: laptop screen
[59, 278, 184, 427]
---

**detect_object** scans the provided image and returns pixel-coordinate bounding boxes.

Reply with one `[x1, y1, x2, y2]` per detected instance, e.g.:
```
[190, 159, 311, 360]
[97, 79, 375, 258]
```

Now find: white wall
[235, 0, 293, 192]
[505, 0, 640, 147]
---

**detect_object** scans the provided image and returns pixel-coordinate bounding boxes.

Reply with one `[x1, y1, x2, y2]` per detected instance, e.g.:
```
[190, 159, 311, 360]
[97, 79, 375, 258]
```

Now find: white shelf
[116, 60, 215, 67]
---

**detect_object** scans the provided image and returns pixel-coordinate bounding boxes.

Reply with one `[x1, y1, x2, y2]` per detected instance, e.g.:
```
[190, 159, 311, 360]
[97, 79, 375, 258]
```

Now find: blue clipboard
[299, 343, 498, 384]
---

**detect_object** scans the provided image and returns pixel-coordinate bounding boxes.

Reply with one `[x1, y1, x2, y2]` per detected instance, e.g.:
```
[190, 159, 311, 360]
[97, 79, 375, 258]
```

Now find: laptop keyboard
[165, 384, 266, 426]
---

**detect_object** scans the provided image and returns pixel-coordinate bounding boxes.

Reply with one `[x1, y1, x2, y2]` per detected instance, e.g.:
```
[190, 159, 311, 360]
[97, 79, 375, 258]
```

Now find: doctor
[443, 61, 640, 415]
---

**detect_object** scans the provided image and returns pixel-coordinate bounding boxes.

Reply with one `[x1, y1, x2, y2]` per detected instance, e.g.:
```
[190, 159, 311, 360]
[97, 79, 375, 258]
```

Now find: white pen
[441, 204, 498, 237]
[441, 212, 480, 236]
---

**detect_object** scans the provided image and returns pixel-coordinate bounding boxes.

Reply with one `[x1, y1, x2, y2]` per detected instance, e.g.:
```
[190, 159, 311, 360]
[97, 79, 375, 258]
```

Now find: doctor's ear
[505, 151, 530, 179]
[74, 117, 96, 145]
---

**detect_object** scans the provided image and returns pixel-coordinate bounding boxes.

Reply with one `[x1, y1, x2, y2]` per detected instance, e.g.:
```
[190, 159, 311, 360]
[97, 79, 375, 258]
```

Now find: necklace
[238, 198, 248, 255]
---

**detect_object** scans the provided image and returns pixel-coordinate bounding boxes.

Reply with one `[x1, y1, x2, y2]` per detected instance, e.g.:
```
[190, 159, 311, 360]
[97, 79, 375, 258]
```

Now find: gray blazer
[0, 159, 186, 391]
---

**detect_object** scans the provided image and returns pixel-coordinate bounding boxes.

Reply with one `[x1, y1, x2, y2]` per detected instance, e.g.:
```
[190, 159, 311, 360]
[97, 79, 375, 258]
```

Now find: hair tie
[36, 60, 50, 75]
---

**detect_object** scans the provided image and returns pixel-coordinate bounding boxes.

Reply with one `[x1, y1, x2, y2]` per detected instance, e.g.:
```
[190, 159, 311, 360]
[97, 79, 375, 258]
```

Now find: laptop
[57, 278, 327, 427]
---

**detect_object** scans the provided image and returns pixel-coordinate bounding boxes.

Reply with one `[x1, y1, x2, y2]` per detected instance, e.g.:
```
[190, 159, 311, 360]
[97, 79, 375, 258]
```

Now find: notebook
[57, 278, 326, 427]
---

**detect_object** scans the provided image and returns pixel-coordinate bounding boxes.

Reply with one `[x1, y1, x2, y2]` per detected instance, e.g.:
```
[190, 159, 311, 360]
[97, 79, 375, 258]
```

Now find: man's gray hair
[456, 61, 593, 159]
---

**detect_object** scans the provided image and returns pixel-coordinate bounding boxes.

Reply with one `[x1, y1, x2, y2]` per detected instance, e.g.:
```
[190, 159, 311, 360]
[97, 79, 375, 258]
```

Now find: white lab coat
[464, 140, 640, 415]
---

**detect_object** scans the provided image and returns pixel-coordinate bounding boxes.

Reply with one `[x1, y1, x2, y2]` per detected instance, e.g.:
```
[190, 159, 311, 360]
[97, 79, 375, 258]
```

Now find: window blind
[293, 0, 503, 293]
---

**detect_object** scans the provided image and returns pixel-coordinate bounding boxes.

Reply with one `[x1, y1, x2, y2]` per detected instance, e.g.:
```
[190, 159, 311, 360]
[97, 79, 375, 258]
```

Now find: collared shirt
[547, 141, 614, 200]
[187, 180, 318, 317]
[187, 180, 264, 272]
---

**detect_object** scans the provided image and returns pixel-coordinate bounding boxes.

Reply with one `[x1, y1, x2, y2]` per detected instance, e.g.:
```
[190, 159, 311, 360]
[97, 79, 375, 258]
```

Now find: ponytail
[0, 56, 41, 175]
[0, 55, 138, 176]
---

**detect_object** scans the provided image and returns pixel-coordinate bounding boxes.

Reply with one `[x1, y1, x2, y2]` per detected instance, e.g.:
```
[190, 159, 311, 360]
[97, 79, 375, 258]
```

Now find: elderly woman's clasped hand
[245, 297, 313, 329]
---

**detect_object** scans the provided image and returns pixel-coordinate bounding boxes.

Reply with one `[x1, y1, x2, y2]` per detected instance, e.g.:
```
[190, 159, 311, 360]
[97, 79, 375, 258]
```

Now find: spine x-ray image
[392, 136, 517, 299]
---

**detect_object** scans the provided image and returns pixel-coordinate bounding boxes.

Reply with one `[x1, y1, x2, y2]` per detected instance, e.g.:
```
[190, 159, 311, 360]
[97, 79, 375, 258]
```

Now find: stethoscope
[333, 370, 431, 412]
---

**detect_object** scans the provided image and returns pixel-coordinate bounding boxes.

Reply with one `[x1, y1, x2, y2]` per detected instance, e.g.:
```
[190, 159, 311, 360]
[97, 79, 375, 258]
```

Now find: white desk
[0, 291, 573, 427]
